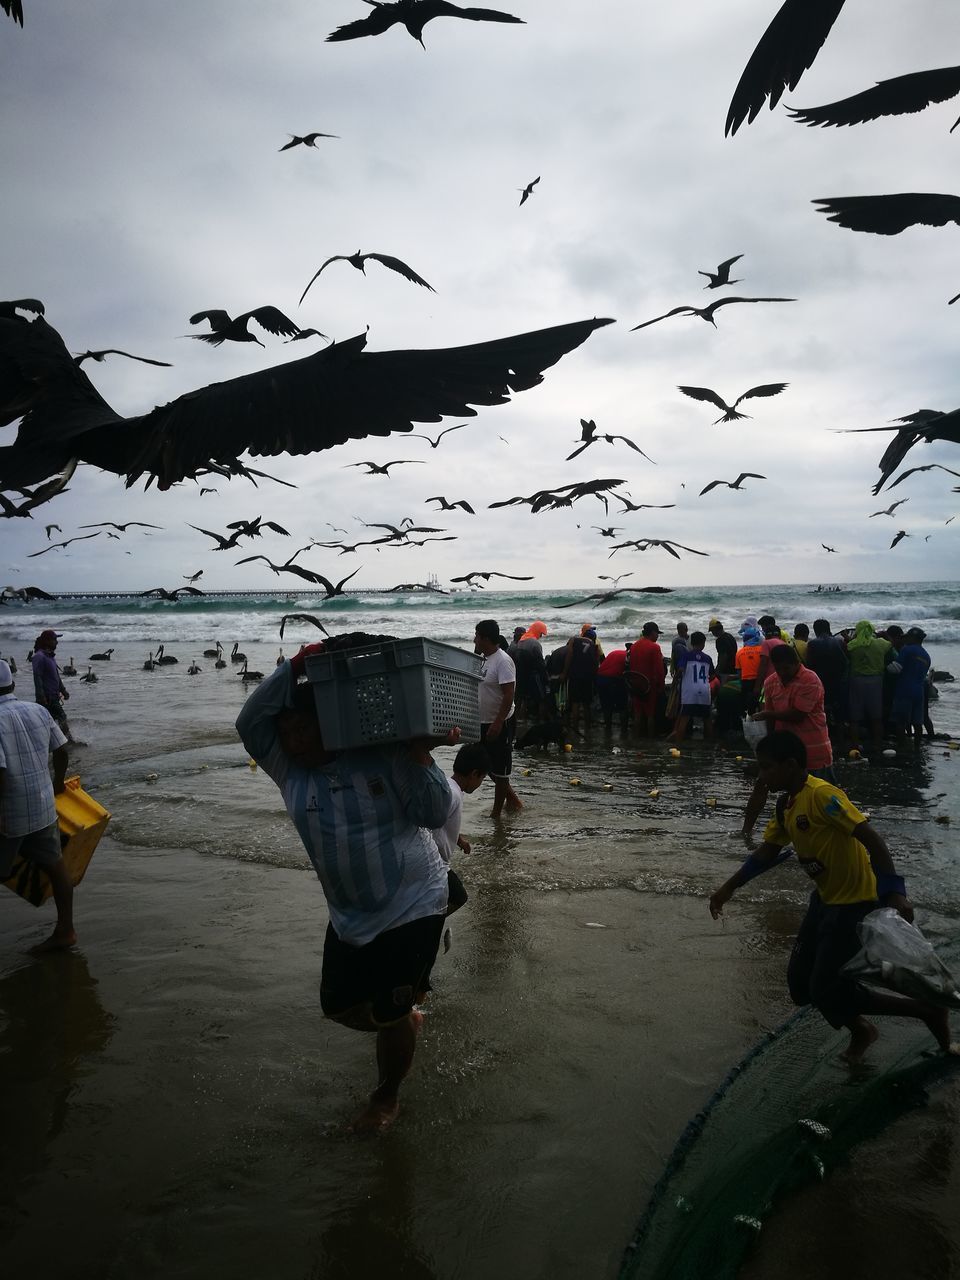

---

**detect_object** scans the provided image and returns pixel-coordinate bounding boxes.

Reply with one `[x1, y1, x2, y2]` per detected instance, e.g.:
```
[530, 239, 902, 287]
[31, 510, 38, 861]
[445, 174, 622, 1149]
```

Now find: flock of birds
[45, 639, 275, 686]
[2, 1, 958, 583]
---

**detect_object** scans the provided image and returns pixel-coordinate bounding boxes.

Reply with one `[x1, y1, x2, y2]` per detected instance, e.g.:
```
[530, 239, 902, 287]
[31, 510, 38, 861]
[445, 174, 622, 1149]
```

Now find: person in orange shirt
[735, 624, 764, 714]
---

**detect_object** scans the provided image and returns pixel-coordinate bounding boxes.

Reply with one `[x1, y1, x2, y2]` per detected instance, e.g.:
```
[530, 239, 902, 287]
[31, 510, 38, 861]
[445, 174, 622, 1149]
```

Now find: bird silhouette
[79, 666, 98, 683]
[519, 176, 540, 206]
[390, 535, 456, 548]
[278, 613, 330, 639]
[556, 585, 674, 609]
[788, 66, 960, 131]
[300, 251, 434, 304]
[345, 459, 426, 475]
[74, 349, 172, 367]
[386, 581, 449, 593]
[0, 461, 77, 519]
[613, 497, 676, 513]
[226, 516, 290, 538]
[139, 586, 205, 599]
[45, 524, 60, 539]
[28, 531, 101, 557]
[409, 424, 467, 448]
[230, 642, 247, 664]
[155, 643, 178, 666]
[597, 572, 633, 586]
[184, 570, 204, 583]
[890, 530, 911, 549]
[0, 310, 612, 493]
[699, 472, 766, 495]
[846, 408, 960, 493]
[326, 0, 524, 47]
[89, 648, 114, 660]
[678, 383, 788, 423]
[187, 660, 202, 675]
[3, 2, 24, 27]
[813, 196, 960, 302]
[822, 544, 838, 553]
[725, 0, 847, 136]
[360, 520, 444, 540]
[236, 553, 361, 598]
[566, 419, 655, 463]
[869, 498, 909, 517]
[450, 571, 533, 585]
[592, 526, 624, 538]
[426, 495, 475, 513]
[632, 297, 794, 331]
[888, 463, 960, 489]
[189, 307, 300, 346]
[607, 538, 709, 560]
[279, 131, 339, 150]
[78, 520, 162, 532]
[202, 641, 222, 658]
[188, 524, 246, 551]
[698, 254, 743, 289]
[285, 328, 331, 345]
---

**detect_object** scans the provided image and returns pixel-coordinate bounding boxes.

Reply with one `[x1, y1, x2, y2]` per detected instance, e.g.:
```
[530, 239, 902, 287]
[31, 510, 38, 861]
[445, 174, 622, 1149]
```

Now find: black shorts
[480, 718, 515, 779]
[320, 913, 445, 1029]
[680, 703, 710, 719]
[566, 675, 595, 705]
[786, 893, 875, 1029]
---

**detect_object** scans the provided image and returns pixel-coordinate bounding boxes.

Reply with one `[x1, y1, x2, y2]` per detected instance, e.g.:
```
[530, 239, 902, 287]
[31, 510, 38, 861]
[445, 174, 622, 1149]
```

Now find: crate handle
[343, 646, 399, 678]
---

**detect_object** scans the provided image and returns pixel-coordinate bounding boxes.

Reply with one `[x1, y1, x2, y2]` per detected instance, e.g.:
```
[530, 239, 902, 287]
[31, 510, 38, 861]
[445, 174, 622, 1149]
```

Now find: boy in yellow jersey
[709, 730, 958, 1062]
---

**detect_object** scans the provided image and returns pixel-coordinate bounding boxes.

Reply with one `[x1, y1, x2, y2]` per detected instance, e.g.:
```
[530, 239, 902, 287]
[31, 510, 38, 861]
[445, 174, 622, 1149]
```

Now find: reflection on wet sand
[0, 950, 114, 1201]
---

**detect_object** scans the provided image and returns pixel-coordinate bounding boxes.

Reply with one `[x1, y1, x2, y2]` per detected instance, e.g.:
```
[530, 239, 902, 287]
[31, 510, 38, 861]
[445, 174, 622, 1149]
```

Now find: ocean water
[2, 579, 960, 1278]
[1, 579, 958, 654]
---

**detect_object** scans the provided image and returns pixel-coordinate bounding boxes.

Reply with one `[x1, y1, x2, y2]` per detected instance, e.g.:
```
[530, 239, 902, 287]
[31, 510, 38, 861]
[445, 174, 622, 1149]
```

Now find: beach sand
[2, 645, 960, 1278]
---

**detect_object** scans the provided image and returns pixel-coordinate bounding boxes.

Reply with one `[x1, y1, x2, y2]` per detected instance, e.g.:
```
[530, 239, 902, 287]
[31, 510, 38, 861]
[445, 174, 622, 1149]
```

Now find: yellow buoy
[669, 747, 681, 758]
[564, 743, 573, 752]
[848, 748, 862, 760]
[706, 797, 717, 808]
[569, 777, 581, 786]
[649, 788, 660, 798]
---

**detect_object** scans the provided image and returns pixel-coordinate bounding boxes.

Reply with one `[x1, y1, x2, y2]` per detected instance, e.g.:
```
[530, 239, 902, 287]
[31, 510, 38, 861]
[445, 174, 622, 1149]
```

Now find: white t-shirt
[478, 648, 516, 723]
[431, 777, 464, 864]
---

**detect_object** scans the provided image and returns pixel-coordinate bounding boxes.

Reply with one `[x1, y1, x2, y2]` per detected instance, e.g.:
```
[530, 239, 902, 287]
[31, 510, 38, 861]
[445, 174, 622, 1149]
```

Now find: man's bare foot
[842, 1019, 879, 1063]
[505, 797, 524, 812]
[348, 1092, 400, 1135]
[30, 929, 77, 955]
[919, 1005, 958, 1053]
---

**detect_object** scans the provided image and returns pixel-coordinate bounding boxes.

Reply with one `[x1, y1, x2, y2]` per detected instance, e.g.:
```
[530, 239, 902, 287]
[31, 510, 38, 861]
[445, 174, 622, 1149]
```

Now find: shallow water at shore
[2, 630, 960, 1278]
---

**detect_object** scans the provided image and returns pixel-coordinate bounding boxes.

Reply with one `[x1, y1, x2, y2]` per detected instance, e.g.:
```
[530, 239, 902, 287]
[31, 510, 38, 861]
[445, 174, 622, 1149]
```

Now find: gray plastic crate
[304, 637, 482, 750]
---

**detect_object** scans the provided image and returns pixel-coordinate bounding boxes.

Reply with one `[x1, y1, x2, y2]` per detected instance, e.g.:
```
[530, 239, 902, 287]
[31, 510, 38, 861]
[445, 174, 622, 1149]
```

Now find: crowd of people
[501, 612, 938, 755]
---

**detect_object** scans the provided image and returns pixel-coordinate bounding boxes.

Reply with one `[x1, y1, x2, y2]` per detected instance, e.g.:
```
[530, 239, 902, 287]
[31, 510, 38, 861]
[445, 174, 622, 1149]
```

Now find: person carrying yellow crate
[0, 657, 75, 952]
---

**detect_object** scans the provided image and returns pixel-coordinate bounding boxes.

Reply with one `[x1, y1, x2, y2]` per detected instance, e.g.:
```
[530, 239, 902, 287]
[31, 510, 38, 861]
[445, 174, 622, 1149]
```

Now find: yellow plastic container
[3, 776, 111, 907]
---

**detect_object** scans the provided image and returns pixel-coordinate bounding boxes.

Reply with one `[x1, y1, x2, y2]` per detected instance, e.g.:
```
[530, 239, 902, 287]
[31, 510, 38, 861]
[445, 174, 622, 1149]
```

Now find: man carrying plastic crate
[236, 635, 461, 1133]
[0, 658, 75, 952]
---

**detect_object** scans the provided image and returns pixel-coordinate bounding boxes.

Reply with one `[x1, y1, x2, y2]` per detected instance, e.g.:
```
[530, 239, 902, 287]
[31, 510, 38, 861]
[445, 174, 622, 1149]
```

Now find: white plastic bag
[741, 716, 768, 750]
[841, 907, 960, 1008]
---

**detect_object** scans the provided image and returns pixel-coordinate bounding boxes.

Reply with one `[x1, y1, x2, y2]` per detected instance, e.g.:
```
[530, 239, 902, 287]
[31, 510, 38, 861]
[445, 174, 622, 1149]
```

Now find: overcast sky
[2, 0, 960, 592]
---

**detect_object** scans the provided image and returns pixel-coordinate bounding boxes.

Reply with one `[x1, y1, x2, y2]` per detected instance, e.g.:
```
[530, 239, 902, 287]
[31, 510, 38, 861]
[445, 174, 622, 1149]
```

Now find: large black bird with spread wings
[725, 0, 847, 136]
[813, 195, 960, 303]
[0, 309, 612, 493]
[326, 0, 524, 47]
[788, 66, 960, 131]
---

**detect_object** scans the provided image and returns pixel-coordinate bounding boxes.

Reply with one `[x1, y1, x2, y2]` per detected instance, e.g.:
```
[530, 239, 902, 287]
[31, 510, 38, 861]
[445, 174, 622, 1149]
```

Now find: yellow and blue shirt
[762, 776, 877, 905]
